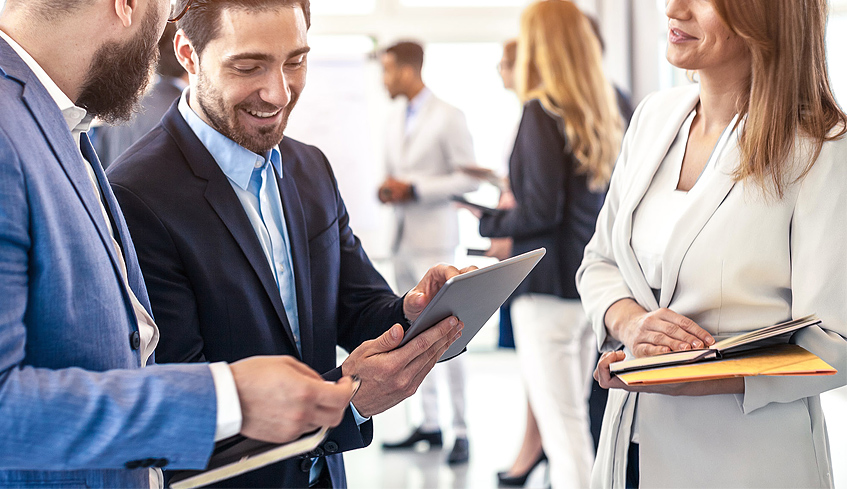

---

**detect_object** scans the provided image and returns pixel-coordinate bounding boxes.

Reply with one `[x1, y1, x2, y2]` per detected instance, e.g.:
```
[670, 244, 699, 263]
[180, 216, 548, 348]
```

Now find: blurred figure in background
[491, 38, 518, 349]
[461, 1, 622, 487]
[378, 41, 478, 465]
[93, 23, 187, 167]
[586, 15, 634, 130]
[489, 37, 548, 489]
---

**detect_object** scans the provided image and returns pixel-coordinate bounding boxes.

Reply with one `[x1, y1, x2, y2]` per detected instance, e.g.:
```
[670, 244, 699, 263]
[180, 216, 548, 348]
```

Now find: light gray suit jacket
[385, 91, 478, 254]
[578, 84, 847, 488]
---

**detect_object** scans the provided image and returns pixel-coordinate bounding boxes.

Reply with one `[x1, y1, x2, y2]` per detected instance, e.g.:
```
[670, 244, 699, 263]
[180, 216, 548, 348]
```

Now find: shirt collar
[406, 86, 431, 116]
[0, 29, 91, 142]
[177, 88, 282, 191]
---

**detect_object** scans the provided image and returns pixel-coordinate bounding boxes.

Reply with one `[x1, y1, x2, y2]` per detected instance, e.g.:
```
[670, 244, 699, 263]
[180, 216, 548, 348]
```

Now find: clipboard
[398, 248, 545, 362]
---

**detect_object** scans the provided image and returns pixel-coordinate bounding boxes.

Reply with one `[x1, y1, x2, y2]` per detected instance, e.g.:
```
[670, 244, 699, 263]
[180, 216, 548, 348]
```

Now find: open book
[616, 343, 836, 386]
[610, 314, 823, 375]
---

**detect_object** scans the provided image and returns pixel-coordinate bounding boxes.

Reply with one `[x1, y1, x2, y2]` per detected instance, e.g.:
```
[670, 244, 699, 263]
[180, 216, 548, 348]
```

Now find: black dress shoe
[381, 427, 443, 450]
[497, 451, 547, 487]
[446, 437, 469, 464]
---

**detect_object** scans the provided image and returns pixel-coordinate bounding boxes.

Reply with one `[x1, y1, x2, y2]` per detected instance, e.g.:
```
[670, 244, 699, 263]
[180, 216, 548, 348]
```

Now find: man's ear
[113, 0, 137, 28]
[174, 29, 199, 75]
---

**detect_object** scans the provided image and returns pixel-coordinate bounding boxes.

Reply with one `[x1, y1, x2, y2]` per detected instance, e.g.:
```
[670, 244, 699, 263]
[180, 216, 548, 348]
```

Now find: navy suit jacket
[0, 39, 217, 489]
[107, 103, 406, 488]
[479, 100, 605, 300]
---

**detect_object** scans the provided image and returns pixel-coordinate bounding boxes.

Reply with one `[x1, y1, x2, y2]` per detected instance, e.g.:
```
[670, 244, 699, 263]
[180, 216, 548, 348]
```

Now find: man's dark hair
[385, 41, 425, 74]
[157, 23, 185, 79]
[177, 0, 310, 56]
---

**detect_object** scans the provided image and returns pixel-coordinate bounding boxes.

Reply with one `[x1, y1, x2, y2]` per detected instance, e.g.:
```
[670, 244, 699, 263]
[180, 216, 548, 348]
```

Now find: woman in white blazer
[578, 1, 847, 487]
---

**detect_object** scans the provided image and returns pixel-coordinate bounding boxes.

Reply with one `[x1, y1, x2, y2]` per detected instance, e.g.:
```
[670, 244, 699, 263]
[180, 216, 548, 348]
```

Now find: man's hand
[341, 319, 463, 418]
[403, 264, 477, 322]
[605, 299, 715, 358]
[230, 356, 357, 443]
[377, 177, 414, 203]
[594, 350, 744, 396]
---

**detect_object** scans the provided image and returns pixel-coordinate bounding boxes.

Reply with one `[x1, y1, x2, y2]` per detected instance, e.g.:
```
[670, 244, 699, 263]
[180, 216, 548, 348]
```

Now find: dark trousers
[626, 443, 640, 489]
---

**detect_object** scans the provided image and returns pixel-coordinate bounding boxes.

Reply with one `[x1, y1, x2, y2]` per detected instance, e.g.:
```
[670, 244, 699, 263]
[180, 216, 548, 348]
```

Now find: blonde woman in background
[582, 0, 847, 486]
[462, 1, 622, 487]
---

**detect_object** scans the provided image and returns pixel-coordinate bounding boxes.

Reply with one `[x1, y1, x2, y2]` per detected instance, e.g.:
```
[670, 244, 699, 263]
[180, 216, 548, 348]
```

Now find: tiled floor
[343, 338, 847, 489]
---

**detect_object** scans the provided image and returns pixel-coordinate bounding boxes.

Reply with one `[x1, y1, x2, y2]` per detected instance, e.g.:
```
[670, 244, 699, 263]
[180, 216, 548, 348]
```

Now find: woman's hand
[485, 237, 513, 260]
[594, 350, 745, 396]
[605, 299, 715, 358]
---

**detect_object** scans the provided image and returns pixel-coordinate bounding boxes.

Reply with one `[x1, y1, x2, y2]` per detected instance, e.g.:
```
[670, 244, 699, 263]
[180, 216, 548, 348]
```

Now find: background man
[377, 41, 477, 465]
[0, 1, 363, 488]
[108, 1, 467, 487]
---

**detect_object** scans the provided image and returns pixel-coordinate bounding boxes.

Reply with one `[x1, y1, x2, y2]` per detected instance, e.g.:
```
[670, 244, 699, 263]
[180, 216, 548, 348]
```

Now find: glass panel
[827, 13, 847, 104]
[310, 0, 375, 15]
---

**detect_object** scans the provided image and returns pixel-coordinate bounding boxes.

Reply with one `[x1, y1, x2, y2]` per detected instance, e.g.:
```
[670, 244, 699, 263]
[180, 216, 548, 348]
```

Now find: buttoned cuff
[350, 402, 370, 426]
[208, 362, 243, 441]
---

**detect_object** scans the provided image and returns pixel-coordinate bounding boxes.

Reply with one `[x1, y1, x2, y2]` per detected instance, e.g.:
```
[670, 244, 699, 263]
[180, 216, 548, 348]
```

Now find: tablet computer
[398, 248, 546, 362]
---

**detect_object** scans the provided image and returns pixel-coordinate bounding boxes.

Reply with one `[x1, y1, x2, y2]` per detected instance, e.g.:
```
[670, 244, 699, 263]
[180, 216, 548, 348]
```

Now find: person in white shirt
[377, 41, 478, 465]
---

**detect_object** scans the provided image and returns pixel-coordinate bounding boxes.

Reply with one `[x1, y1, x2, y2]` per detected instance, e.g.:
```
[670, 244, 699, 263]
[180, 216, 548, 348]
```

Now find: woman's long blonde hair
[516, 0, 622, 191]
[712, 0, 846, 197]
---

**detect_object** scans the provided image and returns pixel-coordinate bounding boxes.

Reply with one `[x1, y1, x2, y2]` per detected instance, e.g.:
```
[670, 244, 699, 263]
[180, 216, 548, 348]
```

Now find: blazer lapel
[275, 158, 314, 365]
[402, 95, 436, 162]
[658, 125, 741, 307]
[6, 50, 130, 307]
[161, 107, 300, 354]
[79, 133, 153, 315]
[612, 88, 701, 312]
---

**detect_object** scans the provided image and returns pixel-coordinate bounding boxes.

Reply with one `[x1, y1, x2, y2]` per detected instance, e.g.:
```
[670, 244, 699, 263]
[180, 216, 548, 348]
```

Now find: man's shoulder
[279, 136, 331, 172]
[107, 122, 186, 192]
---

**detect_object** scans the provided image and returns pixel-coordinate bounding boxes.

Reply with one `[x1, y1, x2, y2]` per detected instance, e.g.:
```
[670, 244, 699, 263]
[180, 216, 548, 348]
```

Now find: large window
[310, 0, 375, 16]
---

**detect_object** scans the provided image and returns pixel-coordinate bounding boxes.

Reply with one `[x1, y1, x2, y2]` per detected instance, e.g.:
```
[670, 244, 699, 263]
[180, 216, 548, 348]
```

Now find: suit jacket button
[125, 460, 142, 469]
[299, 458, 312, 472]
[129, 331, 141, 350]
[154, 458, 169, 468]
[311, 447, 324, 458]
[324, 441, 338, 454]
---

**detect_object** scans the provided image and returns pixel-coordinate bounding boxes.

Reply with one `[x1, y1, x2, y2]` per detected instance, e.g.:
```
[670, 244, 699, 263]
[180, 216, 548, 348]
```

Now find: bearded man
[0, 1, 402, 487]
[107, 1, 469, 488]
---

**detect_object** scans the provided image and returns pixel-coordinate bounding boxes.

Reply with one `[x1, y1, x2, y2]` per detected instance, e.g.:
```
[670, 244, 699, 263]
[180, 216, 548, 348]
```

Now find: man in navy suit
[108, 1, 469, 487]
[0, 1, 386, 488]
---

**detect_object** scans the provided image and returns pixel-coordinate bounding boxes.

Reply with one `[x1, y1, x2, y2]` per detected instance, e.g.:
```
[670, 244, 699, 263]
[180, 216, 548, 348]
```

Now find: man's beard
[76, 1, 161, 124]
[195, 68, 297, 154]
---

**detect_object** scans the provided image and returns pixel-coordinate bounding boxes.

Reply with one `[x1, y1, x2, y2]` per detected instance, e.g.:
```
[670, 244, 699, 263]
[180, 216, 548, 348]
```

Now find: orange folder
[617, 344, 837, 386]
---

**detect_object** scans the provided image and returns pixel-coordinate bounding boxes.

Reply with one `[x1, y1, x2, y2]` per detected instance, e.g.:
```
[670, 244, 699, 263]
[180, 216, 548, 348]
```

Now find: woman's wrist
[603, 298, 644, 346]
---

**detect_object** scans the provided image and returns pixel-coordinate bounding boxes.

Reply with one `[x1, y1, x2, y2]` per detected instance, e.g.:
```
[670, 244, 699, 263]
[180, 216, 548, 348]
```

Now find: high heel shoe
[497, 451, 547, 487]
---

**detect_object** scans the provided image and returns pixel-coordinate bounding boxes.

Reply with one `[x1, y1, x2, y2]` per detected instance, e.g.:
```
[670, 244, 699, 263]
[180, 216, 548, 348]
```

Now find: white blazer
[385, 91, 478, 253]
[577, 84, 847, 488]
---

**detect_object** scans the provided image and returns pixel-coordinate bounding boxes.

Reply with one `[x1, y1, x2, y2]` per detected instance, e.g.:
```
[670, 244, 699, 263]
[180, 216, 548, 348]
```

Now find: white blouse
[631, 109, 737, 292]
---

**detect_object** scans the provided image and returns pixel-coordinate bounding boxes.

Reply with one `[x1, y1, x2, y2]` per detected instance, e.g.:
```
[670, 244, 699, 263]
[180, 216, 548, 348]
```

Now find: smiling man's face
[186, 5, 308, 153]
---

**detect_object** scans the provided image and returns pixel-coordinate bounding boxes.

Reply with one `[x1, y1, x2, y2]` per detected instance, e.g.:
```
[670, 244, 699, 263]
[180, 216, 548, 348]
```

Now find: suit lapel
[79, 133, 153, 315]
[402, 95, 436, 162]
[613, 89, 701, 311]
[276, 155, 314, 365]
[161, 107, 300, 354]
[658, 124, 741, 307]
[4, 44, 133, 315]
